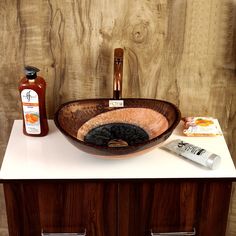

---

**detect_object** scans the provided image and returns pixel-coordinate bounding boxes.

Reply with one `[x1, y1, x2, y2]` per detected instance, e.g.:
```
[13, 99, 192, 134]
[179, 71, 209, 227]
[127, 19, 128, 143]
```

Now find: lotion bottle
[19, 66, 49, 136]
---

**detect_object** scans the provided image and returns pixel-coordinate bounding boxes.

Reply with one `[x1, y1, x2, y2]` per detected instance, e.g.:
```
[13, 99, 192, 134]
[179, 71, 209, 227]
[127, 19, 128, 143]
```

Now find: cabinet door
[4, 182, 117, 236]
[198, 181, 232, 236]
[118, 181, 231, 236]
[118, 181, 198, 236]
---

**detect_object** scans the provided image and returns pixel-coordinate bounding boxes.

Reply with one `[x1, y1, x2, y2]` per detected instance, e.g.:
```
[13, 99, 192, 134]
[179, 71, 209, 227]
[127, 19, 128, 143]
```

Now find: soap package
[182, 117, 222, 137]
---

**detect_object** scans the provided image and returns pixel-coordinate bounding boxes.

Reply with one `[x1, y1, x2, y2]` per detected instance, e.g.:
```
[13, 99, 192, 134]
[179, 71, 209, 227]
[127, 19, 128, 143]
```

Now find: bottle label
[21, 89, 41, 134]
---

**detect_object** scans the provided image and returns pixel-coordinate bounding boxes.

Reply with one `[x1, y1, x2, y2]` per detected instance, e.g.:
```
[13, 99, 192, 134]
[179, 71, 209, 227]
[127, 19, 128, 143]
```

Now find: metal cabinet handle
[151, 228, 196, 236]
[41, 229, 86, 236]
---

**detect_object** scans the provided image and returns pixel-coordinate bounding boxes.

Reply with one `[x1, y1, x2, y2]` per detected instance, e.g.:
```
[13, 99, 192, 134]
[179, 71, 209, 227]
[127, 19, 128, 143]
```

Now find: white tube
[163, 139, 221, 169]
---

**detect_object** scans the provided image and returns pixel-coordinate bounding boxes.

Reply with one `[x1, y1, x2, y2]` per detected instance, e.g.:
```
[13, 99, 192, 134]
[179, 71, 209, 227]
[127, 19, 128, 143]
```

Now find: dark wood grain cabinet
[118, 181, 232, 236]
[3, 180, 232, 236]
[4, 182, 117, 236]
[119, 181, 199, 235]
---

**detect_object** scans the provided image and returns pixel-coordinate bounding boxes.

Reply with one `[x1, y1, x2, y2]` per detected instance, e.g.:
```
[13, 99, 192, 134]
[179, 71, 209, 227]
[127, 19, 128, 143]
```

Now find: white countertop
[0, 120, 235, 180]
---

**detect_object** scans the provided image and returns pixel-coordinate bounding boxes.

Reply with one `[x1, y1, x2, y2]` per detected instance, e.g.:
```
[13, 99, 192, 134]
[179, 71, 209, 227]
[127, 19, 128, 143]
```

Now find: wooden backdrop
[0, 0, 235, 235]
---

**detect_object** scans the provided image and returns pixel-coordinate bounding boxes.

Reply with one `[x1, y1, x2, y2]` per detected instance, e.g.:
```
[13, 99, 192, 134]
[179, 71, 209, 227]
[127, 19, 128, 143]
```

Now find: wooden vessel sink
[54, 49, 181, 156]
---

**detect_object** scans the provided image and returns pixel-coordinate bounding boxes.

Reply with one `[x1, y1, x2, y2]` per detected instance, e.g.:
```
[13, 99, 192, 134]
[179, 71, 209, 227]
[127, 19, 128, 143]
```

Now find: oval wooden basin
[54, 98, 181, 156]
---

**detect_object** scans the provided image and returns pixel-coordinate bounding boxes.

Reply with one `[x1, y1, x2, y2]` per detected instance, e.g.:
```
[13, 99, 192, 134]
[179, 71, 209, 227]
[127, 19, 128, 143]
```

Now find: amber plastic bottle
[19, 66, 49, 136]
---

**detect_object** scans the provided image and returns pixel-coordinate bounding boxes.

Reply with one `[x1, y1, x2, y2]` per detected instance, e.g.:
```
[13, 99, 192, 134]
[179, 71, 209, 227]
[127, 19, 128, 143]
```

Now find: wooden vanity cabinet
[3, 180, 232, 236]
[119, 180, 232, 236]
[4, 182, 118, 236]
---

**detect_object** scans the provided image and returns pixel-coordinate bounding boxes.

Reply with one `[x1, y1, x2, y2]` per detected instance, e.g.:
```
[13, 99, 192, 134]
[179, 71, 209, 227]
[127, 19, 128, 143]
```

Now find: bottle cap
[24, 66, 40, 79]
[206, 154, 221, 169]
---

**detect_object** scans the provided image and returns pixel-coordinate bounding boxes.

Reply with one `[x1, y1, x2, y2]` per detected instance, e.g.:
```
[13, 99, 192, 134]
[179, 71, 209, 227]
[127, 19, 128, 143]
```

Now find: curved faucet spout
[113, 48, 123, 99]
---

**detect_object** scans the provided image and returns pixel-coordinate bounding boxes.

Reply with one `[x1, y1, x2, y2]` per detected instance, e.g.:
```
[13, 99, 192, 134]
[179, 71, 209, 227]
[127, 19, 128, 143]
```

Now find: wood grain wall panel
[0, 0, 235, 235]
[0, 0, 21, 152]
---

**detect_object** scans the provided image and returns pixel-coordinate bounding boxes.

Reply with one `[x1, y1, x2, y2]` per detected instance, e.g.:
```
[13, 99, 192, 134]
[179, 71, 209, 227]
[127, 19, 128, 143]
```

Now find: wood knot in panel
[131, 23, 148, 43]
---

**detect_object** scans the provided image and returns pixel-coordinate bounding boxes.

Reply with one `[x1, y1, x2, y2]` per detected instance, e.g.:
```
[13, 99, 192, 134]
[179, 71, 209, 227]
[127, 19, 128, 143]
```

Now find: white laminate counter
[0, 120, 235, 180]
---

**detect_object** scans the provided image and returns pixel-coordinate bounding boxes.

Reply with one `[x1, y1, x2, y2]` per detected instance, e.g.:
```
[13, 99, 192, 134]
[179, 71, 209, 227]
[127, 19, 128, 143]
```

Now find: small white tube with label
[162, 139, 221, 169]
